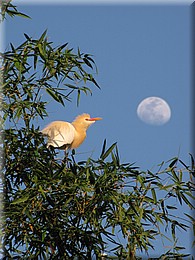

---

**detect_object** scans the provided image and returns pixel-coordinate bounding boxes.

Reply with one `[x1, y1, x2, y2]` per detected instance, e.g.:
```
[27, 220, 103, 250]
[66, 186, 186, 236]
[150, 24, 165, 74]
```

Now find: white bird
[41, 113, 102, 150]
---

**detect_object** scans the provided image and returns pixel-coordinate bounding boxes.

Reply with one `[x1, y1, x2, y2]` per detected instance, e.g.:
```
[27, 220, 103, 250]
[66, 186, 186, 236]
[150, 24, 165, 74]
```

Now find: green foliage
[2, 4, 195, 260]
[3, 129, 195, 259]
[0, 0, 31, 22]
[2, 30, 99, 128]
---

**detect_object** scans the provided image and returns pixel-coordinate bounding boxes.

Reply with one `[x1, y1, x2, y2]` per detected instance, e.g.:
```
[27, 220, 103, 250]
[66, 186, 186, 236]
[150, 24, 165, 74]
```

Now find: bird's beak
[87, 117, 102, 121]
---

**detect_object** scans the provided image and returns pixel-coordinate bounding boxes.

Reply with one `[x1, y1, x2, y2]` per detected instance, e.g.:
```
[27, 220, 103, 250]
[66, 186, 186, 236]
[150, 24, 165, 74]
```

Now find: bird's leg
[71, 149, 76, 164]
[64, 150, 68, 163]
[62, 148, 69, 166]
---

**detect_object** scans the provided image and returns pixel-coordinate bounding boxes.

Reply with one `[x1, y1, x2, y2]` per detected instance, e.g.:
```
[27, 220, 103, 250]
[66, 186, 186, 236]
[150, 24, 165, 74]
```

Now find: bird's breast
[70, 131, 86, 149]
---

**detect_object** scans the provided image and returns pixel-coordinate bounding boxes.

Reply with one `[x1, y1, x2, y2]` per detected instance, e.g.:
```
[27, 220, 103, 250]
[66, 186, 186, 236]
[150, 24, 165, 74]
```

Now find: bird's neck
[72, 122, 89, 132]
[71, 122, 87, 149]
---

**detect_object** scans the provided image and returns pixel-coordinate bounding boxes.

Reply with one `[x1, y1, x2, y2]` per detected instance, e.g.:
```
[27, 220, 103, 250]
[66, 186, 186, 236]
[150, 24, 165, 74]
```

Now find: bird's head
[72, 113, 102, 130]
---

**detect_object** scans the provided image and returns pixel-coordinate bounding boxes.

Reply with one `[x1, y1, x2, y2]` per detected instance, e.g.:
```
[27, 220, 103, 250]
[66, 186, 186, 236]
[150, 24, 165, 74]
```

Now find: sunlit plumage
[41, 113, 102, 150]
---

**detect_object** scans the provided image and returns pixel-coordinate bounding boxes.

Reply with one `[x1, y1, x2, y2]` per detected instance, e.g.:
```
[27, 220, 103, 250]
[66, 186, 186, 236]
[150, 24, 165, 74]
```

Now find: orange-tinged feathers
[41, 113, 102, 150]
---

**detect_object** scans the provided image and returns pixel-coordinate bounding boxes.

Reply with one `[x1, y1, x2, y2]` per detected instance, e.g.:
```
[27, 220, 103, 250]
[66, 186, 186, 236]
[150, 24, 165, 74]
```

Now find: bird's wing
[41, 121, 75, 148]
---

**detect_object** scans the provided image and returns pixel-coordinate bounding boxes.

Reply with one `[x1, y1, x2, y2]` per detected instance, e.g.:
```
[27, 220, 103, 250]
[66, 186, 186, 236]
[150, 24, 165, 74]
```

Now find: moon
[137, 97, 171, 126]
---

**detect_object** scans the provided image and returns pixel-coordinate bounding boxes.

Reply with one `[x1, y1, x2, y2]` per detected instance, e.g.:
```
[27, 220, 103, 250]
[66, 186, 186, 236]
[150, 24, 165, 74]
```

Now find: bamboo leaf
[57, 43, 68, 52]
[6, 10, 31, 19]
[83, 57, 93, 69]
[168, 157, 178, 168]
[166, 205, 177, 210]
[180, 192, 194, 209]
[38, 29, 47, 43]
[100, 139, 107, 159]
[171, 222, 176, 240]
[77, 89, 80, 106]
[11, 195, 29, 205]
[179, 159, 189, 170]
[151, 188, 157, 204]
[100, 142, 117, 160]
[24, 33, 31, 40]
[46, 88, 61, 104]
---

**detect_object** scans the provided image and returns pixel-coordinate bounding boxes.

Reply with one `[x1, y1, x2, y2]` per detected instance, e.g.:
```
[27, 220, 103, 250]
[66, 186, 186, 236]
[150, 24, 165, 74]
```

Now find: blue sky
[5, 1, 192, 257]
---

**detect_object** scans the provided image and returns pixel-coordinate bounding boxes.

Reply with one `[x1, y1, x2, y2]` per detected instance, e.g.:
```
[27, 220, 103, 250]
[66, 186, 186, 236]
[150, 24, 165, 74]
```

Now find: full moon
[137, 97, 171, 125]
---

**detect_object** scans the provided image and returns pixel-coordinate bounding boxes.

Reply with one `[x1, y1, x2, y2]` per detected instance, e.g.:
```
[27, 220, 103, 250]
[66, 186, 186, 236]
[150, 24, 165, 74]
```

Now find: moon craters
[137, 97, 171, 126]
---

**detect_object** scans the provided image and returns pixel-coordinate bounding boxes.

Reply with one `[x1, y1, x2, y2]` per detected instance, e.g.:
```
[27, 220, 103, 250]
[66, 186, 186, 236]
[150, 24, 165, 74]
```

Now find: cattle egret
[41, 113, 102, 150]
